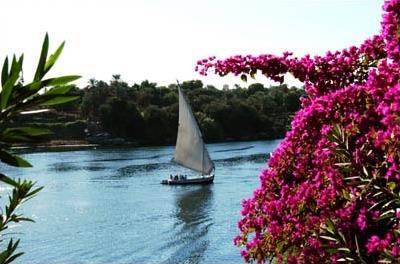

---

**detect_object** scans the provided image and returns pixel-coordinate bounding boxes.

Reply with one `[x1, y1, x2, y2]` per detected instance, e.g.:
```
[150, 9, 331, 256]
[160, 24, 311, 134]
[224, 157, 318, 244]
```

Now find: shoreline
[10, 138, 283, 153]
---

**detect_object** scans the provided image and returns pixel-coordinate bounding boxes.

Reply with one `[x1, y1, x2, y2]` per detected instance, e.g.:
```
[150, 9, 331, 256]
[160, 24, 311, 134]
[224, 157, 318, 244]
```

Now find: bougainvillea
[197, 1, 400, 263]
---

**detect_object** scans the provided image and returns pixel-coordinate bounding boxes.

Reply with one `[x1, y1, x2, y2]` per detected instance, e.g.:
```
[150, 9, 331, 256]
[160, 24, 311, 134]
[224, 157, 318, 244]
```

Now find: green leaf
[335, 163, 351, 167]
[9, 55, 17, 76]
[39, 95, 80, 106]
[3, 126, 52, 136]
[10, 55, 23, 77]
[25, 186, 43, 199]
[240, 74, 247, 82]
[1, 57, 9, 86]
[14, 217, 34, 223]
[377, 260, 393, 264]
[387, 182, 396, 191]
[337, 247, 351, 253]
[5, 252, 24, 264]
[325, 218, 336, 235]
[338, 231, 346, 243]
[34, 33, 49, 81]
[326, 248, 338, 254]
[369, 200, 386, 211]
[44, 41, 65, 75]
[0, 150, 32, 167]
[362, 166, 369, 177]
[380, 209, 395, 220]
[1, 57, 22, 109]
[342, 190, 351, 200]
[0, 174, 19, 188]
[1, 127, 52, 143]
[42, 75, 80, 88]
[320, 235, 338, 242]
[44, 85, 73, 95]
[382, 199, 397, 209]
[26, 75, 80, 92]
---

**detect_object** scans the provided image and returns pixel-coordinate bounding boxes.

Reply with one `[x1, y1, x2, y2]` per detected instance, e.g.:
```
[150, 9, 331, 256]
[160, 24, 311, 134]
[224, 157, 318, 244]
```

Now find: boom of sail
[172, 88, 214, 175]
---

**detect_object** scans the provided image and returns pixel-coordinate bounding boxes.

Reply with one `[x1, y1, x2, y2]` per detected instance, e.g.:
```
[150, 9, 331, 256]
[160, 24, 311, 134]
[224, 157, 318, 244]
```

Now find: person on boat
[170, 174, 173, 180]
[174, 175, 178, 180]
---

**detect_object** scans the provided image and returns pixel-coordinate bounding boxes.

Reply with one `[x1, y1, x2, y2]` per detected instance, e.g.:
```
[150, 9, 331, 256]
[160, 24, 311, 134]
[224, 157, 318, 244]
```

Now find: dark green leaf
[380, 209, 395, 220]
[1, 127, 52, 143]
[14, 217, 34, 223]
[0, 174, 19, 188]
[5, 252, 24, 264]
[326, 248, 338, 254]
[34, 33, 49, 81]
[39, 95, 80, 106]
[1, 57, 9, 86]
[3, 126, 52, 135]
[25, 186, 43, 199]
[9, 55, 17, 76]
[0, 150, 32, 167]
[1, 61, 21, 109]
[10, 55, 23, 78]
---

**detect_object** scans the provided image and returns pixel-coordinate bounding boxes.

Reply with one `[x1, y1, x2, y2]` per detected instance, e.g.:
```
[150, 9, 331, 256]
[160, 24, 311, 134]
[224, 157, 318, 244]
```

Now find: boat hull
[161, 175, 214, 185]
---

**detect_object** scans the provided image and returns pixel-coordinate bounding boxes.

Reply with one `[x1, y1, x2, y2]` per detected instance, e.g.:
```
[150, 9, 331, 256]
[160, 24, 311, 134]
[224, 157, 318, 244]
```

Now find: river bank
[11, 137, 284, 153]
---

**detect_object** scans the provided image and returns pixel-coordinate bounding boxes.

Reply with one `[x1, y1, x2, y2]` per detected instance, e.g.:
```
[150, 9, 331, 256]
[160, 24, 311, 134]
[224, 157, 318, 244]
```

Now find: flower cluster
[197, 0, 400, 263]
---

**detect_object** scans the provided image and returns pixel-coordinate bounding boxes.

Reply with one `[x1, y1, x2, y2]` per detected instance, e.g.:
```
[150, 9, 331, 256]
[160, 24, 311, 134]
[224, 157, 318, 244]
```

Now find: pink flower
[367, 235, 381, 253]
[197, 0, 400, 262]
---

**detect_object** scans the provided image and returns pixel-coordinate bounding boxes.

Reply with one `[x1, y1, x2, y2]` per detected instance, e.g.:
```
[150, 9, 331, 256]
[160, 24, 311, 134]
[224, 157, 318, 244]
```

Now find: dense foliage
[72, 77, 304, 145]
[197, 0, 400, 263]
[0, 35, 80, 263]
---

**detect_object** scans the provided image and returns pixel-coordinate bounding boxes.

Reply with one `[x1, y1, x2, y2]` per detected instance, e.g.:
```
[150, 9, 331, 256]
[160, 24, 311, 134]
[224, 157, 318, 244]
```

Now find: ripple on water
[156, 185, 214, 264]
[50, 162, 107, 172]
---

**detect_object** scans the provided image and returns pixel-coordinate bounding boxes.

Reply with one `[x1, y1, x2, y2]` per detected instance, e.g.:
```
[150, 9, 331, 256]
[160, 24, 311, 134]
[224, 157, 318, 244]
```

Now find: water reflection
[163, 185, 214, 264]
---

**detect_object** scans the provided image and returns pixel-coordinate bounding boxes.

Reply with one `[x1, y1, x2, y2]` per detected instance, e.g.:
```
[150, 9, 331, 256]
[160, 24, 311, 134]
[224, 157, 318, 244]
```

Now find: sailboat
[161, 87, 215, 185]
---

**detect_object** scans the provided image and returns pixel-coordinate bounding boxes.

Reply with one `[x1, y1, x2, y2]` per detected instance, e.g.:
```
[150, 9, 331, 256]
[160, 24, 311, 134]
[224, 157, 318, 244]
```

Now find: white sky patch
[1, 0, 382, 89]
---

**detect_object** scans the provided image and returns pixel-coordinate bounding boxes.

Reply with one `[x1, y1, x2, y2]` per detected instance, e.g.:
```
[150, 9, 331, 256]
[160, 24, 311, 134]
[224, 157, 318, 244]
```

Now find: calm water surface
[2, 140, 281, 264]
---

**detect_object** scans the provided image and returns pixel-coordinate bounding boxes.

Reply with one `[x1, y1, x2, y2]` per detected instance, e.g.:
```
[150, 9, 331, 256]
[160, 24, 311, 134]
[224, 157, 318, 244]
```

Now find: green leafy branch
[0, 34, 80, 263]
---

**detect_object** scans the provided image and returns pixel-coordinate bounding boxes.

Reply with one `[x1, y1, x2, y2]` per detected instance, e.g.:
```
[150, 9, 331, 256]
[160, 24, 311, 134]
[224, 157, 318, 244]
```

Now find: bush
[198, 0, 400, 263]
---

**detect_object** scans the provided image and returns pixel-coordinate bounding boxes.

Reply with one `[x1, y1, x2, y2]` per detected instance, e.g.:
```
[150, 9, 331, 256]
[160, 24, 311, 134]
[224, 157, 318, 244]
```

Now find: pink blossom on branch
[197, 0, 400, 263]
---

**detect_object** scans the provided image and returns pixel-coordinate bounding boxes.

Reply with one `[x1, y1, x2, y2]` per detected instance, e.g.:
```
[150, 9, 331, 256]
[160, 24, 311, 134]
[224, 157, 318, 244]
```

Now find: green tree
[0, 34, 80, 263]
[99, 97, 143, 139]
[142, 105, 170, 144]
[247, 82, 265, 94]
[180, 80, 203, 90]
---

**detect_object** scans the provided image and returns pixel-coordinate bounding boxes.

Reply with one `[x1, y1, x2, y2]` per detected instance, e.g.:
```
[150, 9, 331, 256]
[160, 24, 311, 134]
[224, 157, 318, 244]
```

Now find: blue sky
[1, 0, 383, 88]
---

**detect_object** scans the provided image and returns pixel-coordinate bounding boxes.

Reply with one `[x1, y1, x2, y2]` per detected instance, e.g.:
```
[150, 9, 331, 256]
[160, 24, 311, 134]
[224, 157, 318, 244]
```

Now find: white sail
[173, 88, 214, 174]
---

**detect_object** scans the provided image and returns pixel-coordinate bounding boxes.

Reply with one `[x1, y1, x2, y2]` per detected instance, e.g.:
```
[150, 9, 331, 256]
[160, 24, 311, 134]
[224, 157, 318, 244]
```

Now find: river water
[2, 140, 281, 264]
